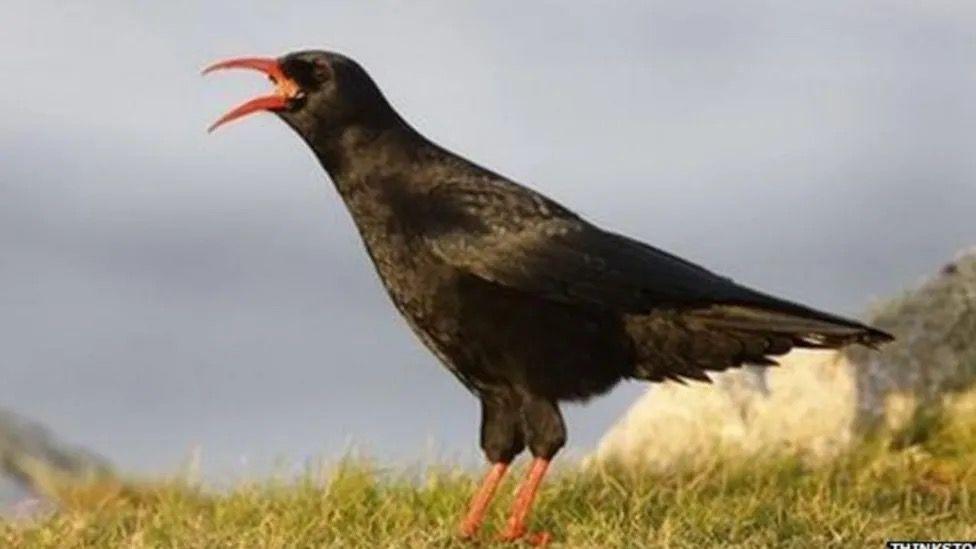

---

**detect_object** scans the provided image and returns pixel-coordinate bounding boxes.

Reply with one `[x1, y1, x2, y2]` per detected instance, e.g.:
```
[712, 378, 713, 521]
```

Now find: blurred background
[0, 1, 973, 486]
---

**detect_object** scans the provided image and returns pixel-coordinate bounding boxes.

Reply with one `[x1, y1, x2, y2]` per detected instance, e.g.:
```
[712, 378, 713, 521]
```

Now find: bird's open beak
[203, 57, 301, 132]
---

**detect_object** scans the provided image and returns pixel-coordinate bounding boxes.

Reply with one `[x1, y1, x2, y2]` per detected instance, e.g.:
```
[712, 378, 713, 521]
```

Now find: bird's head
[204, 50, 393, 136]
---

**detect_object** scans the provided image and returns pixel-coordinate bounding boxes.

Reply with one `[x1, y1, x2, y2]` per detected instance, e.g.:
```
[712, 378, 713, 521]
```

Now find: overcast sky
[1, 1, 974, 481]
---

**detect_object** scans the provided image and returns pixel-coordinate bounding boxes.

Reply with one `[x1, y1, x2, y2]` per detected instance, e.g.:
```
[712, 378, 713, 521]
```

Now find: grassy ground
[2, 405, 974, 548]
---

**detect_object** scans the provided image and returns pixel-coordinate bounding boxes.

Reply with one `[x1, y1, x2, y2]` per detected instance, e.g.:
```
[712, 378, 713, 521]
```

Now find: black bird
[205, 51, 892, 543]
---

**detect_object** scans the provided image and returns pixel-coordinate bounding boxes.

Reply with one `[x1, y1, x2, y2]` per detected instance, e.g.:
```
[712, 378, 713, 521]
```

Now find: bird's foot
[497, 526, 552, 546]
[457, 521, 479, 540]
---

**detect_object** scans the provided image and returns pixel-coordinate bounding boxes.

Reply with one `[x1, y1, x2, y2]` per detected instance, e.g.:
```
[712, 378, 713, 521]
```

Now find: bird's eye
[281, 58, 325, 89]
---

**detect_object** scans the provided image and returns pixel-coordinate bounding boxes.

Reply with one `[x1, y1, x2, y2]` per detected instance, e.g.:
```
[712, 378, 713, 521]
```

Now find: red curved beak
[203, 57, 301, 132]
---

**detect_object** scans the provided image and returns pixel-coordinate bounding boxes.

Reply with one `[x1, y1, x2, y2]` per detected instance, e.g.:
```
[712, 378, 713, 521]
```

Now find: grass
[2, 404, 974, 548]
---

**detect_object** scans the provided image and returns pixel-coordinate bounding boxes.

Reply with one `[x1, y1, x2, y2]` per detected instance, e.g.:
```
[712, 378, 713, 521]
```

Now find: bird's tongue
[203, 56, 297, 132]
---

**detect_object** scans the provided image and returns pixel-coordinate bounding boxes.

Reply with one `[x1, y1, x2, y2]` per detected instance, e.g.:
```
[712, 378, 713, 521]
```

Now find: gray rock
[0, 407, 113, 511]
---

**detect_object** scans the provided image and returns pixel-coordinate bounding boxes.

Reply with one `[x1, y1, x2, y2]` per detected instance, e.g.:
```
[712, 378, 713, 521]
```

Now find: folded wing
[420, 179, 891, 351]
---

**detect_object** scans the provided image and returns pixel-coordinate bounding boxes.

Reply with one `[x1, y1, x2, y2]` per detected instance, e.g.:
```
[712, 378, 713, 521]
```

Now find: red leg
[459, 462, 509, 539]
[498, 458, 552, 545]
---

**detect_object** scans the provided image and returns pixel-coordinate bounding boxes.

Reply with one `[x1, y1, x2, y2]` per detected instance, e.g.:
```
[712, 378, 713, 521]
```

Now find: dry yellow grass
[1, 402, 974, 548]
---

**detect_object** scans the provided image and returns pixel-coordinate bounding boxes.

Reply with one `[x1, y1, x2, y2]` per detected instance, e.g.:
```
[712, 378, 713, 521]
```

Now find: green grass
[2, 406, 975, 548]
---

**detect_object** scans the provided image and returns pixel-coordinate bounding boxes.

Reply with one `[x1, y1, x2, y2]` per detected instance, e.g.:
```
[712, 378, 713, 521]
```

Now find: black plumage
[206, 50, 893, 542]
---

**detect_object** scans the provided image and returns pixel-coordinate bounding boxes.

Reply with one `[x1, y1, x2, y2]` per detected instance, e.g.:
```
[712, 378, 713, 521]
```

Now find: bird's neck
[302, 118, 439, 197]
[300, 119, 444, 268]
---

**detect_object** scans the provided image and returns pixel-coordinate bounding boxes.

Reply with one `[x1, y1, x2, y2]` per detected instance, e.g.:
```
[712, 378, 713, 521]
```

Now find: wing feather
[419, 179, 891, 347]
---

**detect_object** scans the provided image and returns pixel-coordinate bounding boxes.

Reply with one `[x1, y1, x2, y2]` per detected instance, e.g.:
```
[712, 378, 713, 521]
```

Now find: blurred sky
[0, 1, 974, 481]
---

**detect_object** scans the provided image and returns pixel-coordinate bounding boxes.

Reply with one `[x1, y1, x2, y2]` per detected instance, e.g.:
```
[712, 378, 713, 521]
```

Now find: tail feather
[626, 304, 893, 384]
[688, 305, 894, 348]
